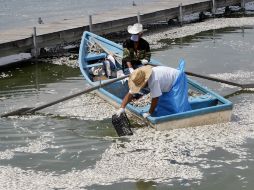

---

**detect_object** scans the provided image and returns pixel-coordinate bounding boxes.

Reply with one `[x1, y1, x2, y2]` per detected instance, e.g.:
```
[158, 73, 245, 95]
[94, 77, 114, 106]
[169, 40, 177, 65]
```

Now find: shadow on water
[224, 89, 254, 99]
[88, 181, 158, 190]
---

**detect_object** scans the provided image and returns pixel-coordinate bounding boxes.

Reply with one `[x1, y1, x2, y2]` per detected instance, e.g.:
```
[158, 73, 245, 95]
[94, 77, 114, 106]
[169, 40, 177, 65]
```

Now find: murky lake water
[0, 26, 254, 189]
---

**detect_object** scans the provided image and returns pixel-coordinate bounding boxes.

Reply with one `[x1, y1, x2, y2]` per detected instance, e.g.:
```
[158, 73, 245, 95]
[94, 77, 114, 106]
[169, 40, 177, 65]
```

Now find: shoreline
[48, 16, 254, 69]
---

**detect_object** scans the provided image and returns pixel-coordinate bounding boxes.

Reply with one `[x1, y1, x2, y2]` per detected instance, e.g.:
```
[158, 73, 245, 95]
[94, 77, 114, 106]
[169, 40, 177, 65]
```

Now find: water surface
[0, 26, 254, 189]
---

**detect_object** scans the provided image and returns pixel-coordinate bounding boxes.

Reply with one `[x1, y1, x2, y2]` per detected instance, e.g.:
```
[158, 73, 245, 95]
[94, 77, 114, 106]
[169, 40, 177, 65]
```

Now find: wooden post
[137, 11, 141, 23]
[241, 0, 245, 10]
[178, 3, 183, 26]
[213, 29, 215, 44]
[241, 27, 245, 38]
[32, 27, 38, 58]
[89, 15, 93, 32]
[211, 0, 216, 15]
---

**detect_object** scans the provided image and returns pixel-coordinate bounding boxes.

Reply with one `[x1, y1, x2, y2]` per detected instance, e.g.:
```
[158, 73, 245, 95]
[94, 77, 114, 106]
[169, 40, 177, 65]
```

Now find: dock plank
[0, 0, 207, 43]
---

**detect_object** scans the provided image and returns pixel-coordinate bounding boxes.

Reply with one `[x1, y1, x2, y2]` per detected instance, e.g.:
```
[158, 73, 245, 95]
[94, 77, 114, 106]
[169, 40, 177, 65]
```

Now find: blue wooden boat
[78, 31, 233, 130]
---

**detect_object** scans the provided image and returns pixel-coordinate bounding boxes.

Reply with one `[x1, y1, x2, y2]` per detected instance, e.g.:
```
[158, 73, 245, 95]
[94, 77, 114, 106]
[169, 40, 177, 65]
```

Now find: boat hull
[154, 109, 232, 130]
[78, 31, 233, 130]
[95, 89, 232, 130]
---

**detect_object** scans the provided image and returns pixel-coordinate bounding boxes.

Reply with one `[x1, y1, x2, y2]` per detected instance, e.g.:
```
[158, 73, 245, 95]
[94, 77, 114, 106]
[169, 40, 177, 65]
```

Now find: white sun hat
[127, 23, 144, 34]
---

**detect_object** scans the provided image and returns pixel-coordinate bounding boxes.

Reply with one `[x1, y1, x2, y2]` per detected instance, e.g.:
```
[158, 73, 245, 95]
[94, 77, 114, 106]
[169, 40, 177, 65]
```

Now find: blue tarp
[153, 59, 192, 117]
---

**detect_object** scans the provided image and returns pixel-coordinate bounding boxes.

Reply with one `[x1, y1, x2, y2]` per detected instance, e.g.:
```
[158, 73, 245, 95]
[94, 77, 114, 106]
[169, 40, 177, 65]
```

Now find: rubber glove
[129, 67, 134, 74]
[116, 108, 125, 116]
[119, 73, 128, 84]
[142, 112, 151, 118]
[141, 59, 149, 65]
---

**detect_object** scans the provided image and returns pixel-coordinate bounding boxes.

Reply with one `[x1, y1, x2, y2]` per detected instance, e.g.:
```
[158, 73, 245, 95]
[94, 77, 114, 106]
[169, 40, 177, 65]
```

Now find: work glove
[119, 73, 128, 84]
[141, 59, 149, 65]
[116, 108, 125, 116]
[142, 112, 151, 118]
[107, 54, 116, 64]
[129, 67, 134, 74]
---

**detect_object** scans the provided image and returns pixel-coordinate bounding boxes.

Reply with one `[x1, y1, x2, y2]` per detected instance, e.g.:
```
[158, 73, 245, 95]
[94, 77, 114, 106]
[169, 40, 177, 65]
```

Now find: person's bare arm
[149, 97, 159, 114]
[121, 92, 133, 108]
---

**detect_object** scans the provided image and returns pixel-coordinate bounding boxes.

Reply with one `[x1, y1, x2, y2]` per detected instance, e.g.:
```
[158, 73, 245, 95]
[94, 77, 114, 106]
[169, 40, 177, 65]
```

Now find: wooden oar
[184, 71, 254, 89]
[1, 75, 129, 117]
[146, 62, 254, 89]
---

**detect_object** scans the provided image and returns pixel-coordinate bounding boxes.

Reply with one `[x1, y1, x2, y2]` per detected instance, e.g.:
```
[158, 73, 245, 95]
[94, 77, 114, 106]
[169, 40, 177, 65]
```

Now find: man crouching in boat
[116, 61, 191, 118]
[122, 23, 151, 75]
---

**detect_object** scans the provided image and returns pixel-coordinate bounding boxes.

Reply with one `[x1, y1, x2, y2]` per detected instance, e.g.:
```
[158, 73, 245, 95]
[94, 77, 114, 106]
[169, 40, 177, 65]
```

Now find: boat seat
[86, 62, 104, 68]
[189, 94, 218, 110]
[84, 53, 107, 62]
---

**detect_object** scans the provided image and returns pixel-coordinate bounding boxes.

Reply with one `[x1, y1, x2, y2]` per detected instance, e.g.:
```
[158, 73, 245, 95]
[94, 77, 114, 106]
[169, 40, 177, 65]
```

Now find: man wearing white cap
[122, 23, 151, 75]
[116, 60, 191, 118]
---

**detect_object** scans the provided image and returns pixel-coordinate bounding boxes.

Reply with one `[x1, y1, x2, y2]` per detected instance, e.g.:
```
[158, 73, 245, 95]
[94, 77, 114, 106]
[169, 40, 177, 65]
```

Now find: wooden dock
[0, 0, 252, 57]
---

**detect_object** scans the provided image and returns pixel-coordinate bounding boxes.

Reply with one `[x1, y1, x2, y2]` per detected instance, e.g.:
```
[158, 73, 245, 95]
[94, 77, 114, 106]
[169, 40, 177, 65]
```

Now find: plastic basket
[112, 112, 133, 136]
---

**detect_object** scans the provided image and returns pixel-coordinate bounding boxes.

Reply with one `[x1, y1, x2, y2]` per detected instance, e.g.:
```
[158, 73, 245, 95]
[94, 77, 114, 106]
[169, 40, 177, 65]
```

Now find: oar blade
[1, 107, 34, 117]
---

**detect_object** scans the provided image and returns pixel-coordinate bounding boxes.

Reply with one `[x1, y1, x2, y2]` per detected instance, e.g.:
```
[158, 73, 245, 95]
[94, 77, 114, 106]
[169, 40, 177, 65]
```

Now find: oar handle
[147, 63, 254, 88]
[185, 71, 244, 88]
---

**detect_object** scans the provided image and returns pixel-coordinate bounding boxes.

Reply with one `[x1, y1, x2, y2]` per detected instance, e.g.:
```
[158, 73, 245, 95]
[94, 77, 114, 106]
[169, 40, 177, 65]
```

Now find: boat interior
[83, 52, 222, 114]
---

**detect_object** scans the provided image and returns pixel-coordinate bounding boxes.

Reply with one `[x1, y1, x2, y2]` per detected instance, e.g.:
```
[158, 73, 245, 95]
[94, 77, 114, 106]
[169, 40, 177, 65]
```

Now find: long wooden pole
[147, 62, 254, 89]
[1, 75, 129, 117]
[32, 27, 38, 58]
